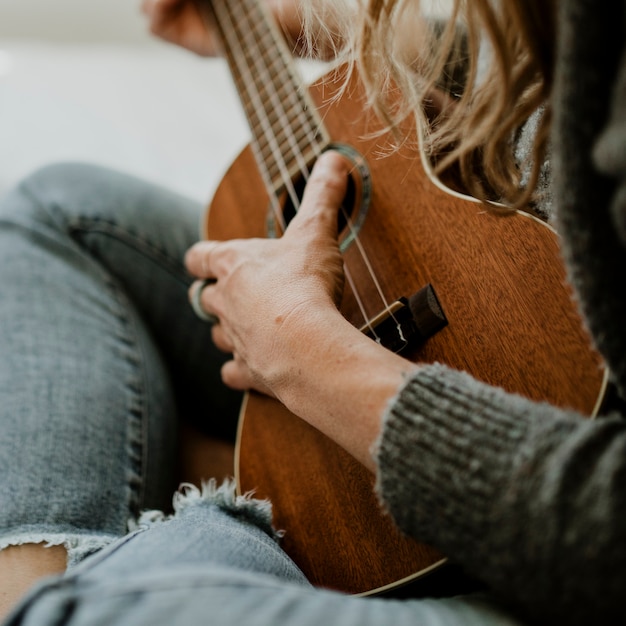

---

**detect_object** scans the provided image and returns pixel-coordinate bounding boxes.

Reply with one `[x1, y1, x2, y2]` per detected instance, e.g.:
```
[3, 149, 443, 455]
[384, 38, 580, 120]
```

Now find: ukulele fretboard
[205, 0, 331, 197]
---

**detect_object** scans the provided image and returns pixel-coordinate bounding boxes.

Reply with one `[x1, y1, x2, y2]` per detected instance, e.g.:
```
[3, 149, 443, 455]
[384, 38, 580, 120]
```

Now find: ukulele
[197, 0, 608, 595]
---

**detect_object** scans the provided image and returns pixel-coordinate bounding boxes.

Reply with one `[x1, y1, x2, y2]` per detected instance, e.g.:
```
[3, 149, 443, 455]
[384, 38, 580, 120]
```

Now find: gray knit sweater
[376, 1, 626, 624]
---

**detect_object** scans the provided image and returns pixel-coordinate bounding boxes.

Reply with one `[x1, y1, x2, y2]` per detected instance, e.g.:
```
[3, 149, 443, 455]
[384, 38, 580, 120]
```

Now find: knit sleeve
[375, 362, 626, 625]
[592, 42, 626, 247]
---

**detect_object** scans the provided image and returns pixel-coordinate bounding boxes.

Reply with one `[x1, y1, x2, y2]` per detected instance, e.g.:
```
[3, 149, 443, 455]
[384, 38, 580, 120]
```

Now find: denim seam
[0, 188, 152, 562]
[52, 216, 153, 526]
[78, 569, 308, 596]
[18, 179, 191, 288]
[65, 519, 296, 581]
[66, 217, 190, 287]
[102, 270, 150, 523]
[136, 480, 294, 567]
[63, 218, 188, 521]
[61, 529, 150, 577]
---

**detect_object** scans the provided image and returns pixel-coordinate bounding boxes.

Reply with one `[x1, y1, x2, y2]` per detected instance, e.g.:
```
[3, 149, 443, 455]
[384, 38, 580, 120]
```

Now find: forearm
[377, 363, 626, 625]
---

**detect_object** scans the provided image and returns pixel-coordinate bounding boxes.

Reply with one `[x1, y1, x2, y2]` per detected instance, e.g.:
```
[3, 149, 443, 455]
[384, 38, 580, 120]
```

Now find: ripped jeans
[0, 164, 527, 626]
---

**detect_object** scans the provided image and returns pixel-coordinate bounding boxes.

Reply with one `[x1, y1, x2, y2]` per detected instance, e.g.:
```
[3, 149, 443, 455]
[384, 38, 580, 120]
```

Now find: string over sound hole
[266, 144, 371, 252]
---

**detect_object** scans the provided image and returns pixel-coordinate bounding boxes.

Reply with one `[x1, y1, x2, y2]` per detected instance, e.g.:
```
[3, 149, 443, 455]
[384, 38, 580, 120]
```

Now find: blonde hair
[301, 0, 556, 209]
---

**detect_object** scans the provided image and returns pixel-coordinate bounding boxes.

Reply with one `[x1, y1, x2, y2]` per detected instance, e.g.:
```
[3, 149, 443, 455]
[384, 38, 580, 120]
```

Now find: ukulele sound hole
[267, 144, 372, 253]
[281, 174, 357, 236]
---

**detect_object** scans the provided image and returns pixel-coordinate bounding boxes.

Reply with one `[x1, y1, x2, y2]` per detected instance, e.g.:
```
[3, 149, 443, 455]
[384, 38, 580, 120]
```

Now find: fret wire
[215, 0, 304, 209]
[213, 3, 284, 167]
[244, 92, 323, 167]
[246, 103, 312, 138]
[245, 5, 395, 325]
[251, 17, 322, 131]
[243, 1, 328, 169]
[231, 7, 304, 135]
[265, 141, 321, 171]
[225, 60, 301, 162]
[231, 3, 313, 188]
[209, 4, 278, 199]
[250, 60, 323, 163]
[211, 0, 299, 211]
[253, 124, 315, 162]
[239, 29, 303, 105]
[270, 156, 323, 190]
[210, 8, 287, 231]
[244, 102, 320, 174]
[228, 0, 329, 171]
[254, 83, 319, 136]
[236, 7, 304, 105]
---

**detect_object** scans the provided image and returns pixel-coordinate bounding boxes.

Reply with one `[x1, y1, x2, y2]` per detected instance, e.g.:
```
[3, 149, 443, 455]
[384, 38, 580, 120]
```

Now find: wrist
[267, 304, 419, 471]
[263, 302, 348, 399]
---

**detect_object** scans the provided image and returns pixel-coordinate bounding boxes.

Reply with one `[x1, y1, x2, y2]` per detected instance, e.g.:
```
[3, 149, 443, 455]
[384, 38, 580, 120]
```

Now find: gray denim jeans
[0, 164, 528, 625]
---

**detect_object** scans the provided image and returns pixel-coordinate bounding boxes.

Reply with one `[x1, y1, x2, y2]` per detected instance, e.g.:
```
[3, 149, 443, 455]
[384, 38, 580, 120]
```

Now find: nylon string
[203, 0, 400, 341]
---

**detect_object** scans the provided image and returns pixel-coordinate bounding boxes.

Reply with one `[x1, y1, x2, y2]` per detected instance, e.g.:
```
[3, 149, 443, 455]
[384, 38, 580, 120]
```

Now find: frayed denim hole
[135, 479, 282, 542]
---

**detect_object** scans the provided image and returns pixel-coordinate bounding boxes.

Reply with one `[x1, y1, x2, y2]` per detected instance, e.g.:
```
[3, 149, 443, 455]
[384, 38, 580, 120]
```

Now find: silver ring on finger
[191, 278, 218, 324]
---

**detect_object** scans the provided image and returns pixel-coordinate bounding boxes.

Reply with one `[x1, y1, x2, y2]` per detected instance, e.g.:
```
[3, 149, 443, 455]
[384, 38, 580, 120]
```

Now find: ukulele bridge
[360, 284, 447, 354]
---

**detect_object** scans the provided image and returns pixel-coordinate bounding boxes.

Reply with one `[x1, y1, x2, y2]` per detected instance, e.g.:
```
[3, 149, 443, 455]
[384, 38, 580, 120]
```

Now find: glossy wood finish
[201, 67, 607, 595]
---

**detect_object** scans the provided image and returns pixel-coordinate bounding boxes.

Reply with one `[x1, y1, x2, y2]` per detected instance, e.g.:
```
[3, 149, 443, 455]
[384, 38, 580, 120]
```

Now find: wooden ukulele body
[203, 67, 606, 595]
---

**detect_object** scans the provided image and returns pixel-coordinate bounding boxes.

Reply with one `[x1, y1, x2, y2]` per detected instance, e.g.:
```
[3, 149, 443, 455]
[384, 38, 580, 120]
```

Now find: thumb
[285, 150, 350, 241]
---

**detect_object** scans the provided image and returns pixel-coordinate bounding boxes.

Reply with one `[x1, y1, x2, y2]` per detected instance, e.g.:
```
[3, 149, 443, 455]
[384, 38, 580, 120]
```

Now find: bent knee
[0, 162, 124, 229]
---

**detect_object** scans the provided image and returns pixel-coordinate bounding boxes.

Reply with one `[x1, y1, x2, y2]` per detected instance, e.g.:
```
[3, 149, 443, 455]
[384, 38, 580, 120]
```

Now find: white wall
[0, 0, 252, 203]
[0, 0, 454, 44]
[0, 0, 452, 201]
[0, 0, 151, 44]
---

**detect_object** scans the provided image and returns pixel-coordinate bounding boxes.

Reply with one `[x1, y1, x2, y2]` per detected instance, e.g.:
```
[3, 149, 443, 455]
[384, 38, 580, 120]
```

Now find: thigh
[8, 162, 242, 436]
[0, 163, 238, 561]
[5, 491, 529, 626]
[9, 576, 529, 626]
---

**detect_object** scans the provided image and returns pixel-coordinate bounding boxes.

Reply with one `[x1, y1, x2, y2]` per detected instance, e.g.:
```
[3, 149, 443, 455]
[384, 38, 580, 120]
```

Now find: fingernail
[314, 151, 338, 174]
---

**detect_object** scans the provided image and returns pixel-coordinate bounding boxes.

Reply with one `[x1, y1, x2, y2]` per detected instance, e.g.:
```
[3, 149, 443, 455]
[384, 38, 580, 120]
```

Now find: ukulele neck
[205, 0, 331, 198]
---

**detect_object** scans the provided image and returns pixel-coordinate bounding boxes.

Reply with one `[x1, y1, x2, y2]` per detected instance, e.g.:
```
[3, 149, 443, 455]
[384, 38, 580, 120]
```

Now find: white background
[0, 0, 252, 203]
[0, 0, 452, 202]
